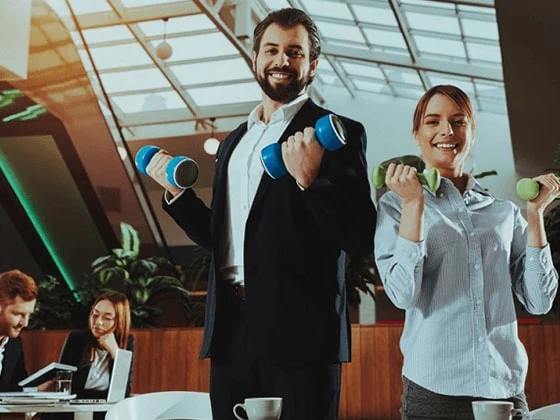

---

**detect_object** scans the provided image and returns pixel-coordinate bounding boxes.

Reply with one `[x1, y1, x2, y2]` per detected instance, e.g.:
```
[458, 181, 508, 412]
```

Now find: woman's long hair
[82, 291, 131, 363]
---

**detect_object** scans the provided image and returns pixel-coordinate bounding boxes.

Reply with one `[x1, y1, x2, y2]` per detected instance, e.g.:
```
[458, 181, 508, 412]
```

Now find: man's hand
[145, 150, 183, 197]
[98, 332, 119, 359]
[281, 127, 324, 189]
[37, 379, 56, 392]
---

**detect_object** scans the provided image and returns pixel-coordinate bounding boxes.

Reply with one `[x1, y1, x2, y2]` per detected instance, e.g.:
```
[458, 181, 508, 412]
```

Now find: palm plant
[90, 223, 192, 327]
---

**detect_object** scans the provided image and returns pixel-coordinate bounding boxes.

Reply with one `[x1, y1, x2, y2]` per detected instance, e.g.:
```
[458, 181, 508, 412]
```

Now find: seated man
[0, 269, 38, 391]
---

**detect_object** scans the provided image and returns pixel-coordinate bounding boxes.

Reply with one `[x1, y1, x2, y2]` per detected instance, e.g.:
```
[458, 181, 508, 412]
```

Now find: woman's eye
[426, 120, 438, 125]
[453, 120, 467, 126]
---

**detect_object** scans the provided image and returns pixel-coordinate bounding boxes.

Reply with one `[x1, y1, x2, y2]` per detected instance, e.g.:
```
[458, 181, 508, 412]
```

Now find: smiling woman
[374, 85, 559, 419]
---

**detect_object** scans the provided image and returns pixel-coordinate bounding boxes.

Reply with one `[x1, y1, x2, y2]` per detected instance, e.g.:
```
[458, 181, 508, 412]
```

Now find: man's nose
[273, 52, 289, 67]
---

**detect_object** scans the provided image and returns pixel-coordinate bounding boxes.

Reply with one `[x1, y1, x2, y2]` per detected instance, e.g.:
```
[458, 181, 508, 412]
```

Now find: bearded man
[147, 8, 376, 419]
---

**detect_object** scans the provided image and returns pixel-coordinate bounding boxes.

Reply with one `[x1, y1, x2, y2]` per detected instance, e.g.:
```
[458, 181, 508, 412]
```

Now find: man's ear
[309, 58, 319, 78]
[252, 51, 257, 73]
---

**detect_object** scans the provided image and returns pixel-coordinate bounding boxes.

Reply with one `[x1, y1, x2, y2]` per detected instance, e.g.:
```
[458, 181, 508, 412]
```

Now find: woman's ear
[412, 132, 420, 147]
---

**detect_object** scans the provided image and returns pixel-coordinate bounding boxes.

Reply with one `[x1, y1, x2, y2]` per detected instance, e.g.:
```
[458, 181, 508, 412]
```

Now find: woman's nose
[442, 122, 454, 136]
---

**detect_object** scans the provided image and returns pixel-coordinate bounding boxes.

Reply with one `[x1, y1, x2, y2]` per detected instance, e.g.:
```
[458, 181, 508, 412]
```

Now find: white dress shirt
[219, 94, 309, 285]
[84, 347, 111, 391]
[0, 336, 8, 377]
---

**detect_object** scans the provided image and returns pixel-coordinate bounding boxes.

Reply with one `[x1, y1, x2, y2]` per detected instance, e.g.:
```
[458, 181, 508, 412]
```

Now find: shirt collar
[424, 173, 492, 197]
[247, 93, 309, 130]
[0, 336, 8, 350]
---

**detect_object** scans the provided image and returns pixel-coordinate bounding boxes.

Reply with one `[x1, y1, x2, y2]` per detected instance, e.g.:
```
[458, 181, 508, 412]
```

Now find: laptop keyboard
[69, 399, 107, 404]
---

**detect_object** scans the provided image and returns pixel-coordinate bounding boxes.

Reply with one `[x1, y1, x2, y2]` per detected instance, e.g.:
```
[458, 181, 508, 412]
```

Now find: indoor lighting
[204, 117, 219, 155]
[156, 17, 172, 60]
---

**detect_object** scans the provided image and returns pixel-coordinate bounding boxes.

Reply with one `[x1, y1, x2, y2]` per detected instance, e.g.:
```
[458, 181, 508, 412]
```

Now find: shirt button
[410, 252, 417, 258]
[474, 264, 480, 270]
[478, 337, 484, 343]
[475, 299, 481, 306]
[529, 256, 535, 262]
[438, 193, 444, 198]
[458, 208, 464, 213]
[469, 232, 475, 237]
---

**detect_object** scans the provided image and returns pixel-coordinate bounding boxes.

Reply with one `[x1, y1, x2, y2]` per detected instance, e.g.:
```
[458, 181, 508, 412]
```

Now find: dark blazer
[0, 337, 28, 391]
[164, 99, 376, 366]
[58, 329, 134, 398]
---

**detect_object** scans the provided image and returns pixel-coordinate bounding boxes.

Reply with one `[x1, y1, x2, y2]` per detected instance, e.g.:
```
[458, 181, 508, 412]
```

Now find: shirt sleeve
[510, 206, 559, 314]
[374, 192, 425, 309]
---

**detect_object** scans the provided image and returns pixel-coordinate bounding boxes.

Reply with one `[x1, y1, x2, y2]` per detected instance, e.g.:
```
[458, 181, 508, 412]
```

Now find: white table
[0, 402, 114, 420]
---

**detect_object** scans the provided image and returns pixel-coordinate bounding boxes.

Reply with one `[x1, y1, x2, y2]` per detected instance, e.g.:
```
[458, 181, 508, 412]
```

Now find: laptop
[70, 348, 133, 404]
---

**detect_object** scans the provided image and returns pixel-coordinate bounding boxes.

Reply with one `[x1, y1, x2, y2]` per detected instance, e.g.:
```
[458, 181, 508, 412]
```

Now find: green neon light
[0, 90, 24, 109]
[3, 104, 47, 122]
[0, 154, 76, 291]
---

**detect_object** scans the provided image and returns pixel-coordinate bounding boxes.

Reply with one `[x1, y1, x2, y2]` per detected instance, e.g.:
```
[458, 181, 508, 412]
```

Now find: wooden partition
[20, 324, 559, 420]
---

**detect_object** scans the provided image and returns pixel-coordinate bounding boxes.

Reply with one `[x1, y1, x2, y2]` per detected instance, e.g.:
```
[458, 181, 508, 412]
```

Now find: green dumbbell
[516, 177, 560, 201]
[371, 164, 441, 192]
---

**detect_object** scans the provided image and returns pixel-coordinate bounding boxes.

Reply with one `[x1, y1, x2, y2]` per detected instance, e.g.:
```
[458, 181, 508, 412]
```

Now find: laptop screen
[106, 349, 133, 403]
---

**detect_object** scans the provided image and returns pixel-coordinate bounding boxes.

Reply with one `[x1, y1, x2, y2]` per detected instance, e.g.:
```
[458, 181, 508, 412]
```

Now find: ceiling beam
[122, 102, 259, 127]
[322, 43, 502, 82]
[59, 2, 201, 30]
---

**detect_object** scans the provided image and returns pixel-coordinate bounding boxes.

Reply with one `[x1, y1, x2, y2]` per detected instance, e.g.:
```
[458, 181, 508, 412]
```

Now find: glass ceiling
[44, 0, 503, 141]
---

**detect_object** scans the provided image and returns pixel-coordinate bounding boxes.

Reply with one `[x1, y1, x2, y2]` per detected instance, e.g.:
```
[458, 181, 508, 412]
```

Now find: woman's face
[413, 93, 474, 177]
[89, 299, 116, 338]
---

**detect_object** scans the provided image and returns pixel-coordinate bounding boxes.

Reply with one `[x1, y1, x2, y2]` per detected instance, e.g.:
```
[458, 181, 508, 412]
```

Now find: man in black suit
[147, 8, 376, 419]
[0, 269, 38, 391]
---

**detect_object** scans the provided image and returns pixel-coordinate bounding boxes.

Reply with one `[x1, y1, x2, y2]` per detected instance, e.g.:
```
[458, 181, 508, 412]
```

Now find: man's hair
[0, 270, 38, 303]
[253, 8, 322, 61]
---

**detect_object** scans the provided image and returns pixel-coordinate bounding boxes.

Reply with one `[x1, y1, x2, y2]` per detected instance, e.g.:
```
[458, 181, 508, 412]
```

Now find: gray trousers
[401, 376, 529, 420]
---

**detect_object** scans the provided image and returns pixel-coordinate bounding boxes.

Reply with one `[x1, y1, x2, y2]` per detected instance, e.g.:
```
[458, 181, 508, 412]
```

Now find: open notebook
[70, 348, 133, 404]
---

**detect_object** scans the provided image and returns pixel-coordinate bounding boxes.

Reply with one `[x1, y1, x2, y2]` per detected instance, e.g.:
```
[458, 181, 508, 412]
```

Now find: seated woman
[45, 291, 134, 420]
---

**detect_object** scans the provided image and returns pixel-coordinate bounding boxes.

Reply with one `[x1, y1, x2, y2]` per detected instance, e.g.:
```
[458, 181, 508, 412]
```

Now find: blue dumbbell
[260, 114, 347, 179]
[135, 145, 199, 189]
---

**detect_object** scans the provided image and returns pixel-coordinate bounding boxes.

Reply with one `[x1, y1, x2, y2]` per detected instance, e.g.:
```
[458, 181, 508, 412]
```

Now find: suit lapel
[249, 99, 324, 214]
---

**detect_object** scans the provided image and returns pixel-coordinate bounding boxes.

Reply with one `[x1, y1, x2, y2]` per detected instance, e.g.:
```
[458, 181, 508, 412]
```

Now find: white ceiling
[44, 0, 503, 141]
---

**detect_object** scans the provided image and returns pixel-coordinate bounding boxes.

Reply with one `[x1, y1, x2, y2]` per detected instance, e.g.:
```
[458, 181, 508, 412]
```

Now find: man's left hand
[281, 127, 324, 189]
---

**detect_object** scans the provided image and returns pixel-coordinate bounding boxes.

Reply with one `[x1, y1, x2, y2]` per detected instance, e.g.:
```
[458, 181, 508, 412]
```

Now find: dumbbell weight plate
[135, 145, 160, 176]
[316, 114, 347, 151]
[167, 156, 200, 189]
[260, 143, 288, 179]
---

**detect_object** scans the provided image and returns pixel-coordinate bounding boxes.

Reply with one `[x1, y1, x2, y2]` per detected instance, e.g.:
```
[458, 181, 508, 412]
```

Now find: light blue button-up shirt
[374, 176, 558, 398]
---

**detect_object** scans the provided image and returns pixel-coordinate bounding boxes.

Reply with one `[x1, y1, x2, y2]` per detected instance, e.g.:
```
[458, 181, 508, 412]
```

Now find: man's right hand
[145, 150, 183, 197]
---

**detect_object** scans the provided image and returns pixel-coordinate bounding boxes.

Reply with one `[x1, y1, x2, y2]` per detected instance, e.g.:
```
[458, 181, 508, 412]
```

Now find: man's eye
[264, 48, 277, 55]
[288, 50, 303, 58]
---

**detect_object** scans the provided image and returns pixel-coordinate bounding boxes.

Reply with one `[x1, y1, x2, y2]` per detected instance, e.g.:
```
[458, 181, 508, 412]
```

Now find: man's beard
[256, 67, 313, 103]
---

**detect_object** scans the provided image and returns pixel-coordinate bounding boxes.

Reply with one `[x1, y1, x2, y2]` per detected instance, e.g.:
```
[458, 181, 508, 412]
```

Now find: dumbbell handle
[372, 164, 441, 193]
[516, 177, 560, 201]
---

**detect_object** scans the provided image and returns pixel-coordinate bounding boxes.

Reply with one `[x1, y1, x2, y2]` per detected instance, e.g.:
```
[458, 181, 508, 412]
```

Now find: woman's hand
[385, 163, 424, 204]
[97, 332, 119, 359]
[37, 378, 56, 392]
[527, 173, 560, 213]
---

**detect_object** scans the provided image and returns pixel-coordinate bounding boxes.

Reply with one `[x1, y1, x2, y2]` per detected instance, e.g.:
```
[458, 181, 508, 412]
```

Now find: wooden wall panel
[19, 324, 559, 420]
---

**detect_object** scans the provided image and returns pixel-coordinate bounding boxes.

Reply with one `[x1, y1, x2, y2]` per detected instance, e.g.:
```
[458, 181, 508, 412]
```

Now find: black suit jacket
[58, 329, 134, 398]
[0, 337, 28, 391]
[164, 98, 376, 366]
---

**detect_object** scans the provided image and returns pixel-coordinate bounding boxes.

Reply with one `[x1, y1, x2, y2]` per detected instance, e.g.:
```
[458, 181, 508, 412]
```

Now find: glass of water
[55, 371, 73, 394]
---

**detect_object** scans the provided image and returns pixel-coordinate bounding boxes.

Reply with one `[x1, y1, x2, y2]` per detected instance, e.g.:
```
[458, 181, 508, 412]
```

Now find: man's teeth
[435, 143, 457, 149]
[270, 73, 289, 79]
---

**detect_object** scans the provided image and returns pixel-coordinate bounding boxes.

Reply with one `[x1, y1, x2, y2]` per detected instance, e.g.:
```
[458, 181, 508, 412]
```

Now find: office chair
[530, 402, 560, 420]
[105, 391, 212, 420]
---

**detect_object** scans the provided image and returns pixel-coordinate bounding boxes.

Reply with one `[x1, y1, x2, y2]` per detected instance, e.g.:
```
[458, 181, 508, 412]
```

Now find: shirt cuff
[394, 236, 425, 269]
[525, 244, 554, 272]
[164, 189, 186, 205]
[295, 180, 306, 191]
